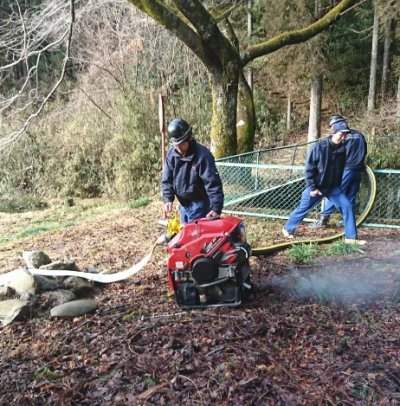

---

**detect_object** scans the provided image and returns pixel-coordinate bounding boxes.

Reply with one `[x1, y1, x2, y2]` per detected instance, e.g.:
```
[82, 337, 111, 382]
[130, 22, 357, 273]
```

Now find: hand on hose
[310, 189, 322, 197]
[163, 202, 173, 219]
[206, 210, 219, 219]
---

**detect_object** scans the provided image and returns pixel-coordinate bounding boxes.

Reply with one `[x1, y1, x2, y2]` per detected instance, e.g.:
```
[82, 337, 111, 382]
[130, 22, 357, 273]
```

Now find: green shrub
[101, 98, 161, 199]
[326, 240, 366, 256]
[255, 98, 287, 145]
[287, 242, 319, 263]
[366, 135, 400, 169]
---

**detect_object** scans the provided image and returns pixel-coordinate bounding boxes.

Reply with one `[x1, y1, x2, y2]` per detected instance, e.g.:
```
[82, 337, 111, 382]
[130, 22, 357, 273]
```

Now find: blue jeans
[321, 169, 362, 215]
[179, 200, 209, 223]
[284, 186, 357, 239]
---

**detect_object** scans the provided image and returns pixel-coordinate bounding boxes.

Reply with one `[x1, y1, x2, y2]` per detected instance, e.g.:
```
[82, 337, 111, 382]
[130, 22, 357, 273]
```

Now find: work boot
[344, 238, 367, 246]
[309, 215, 330, 229]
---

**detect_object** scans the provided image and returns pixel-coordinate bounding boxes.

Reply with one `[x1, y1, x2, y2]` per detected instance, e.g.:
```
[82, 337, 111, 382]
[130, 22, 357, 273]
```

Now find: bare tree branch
[0, 0, 75, 151]
[75, 83, 115, 123]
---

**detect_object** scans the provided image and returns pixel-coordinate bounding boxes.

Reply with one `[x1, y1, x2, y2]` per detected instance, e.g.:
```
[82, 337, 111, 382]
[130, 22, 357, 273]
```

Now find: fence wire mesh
[217, 140, 400, 228]
[365, 169, 400, 227]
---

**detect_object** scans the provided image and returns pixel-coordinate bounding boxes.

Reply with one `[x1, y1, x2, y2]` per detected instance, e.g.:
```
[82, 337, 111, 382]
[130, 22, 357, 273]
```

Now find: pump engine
[166, 216, 252, 308]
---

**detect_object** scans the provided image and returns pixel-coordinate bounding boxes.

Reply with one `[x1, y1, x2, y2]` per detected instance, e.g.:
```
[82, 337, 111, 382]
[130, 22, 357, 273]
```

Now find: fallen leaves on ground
[0, 200, 400, 404]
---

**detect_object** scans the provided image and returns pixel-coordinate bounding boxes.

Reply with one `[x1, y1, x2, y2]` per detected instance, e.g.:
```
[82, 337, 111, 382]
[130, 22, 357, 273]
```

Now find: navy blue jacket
[305, 137, 346, 192]
[161, 140, 224, 214]
[344, 129, 367, 170]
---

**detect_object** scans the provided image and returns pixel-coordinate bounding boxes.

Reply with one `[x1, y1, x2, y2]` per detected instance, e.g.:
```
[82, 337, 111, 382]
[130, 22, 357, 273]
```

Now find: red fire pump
[165, 216, 252, 308]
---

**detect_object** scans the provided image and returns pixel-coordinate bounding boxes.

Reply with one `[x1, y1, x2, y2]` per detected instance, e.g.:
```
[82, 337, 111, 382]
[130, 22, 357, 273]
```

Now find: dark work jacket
[344, 129, 367, 170]
[304, 137, 346, 192]
[161, 140, 224, 214]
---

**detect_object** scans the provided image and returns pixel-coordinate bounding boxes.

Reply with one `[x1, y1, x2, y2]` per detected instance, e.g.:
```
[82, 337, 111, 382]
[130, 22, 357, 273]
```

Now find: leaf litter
[0, 200, 400, 404]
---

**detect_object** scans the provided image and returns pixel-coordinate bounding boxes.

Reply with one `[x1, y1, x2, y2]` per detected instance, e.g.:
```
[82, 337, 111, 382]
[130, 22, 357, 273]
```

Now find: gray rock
[0, 299, 30, 326]
[34, 275, 63, 292]
[87, 267, 102, 274]
[0, 268, 36, 295]
[19, 292, 38, 304]
[40, 260, 81, 272]
[63, 276, 94, 292]
[22, 251, 51, 269]
[41, 290, 77, 306]
[50, 299, 98, 318]
[0, 286, 15, 300]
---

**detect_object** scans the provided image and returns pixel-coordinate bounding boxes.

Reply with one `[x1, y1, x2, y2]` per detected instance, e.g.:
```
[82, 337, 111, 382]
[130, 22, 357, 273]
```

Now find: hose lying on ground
[28, 244, 157, 283]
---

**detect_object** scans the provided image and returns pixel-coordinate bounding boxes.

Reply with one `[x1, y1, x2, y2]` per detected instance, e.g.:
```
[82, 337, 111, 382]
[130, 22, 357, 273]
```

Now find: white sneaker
[344, 238, 367, 246]
[282, 228, 294, 239]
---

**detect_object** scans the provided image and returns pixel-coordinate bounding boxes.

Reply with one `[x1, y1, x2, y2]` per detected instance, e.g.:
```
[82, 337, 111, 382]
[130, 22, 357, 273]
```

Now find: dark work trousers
[179, 200, 209, 223]
[284, 186, 357, 239]
[321, 169, 362, 216]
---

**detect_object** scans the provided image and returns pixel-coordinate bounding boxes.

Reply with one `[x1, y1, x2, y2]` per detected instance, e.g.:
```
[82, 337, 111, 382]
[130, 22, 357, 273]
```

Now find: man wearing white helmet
[310, 115, 367, 228]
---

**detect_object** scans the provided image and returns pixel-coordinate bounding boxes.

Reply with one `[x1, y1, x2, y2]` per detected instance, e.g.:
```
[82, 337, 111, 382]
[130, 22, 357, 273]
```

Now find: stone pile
[0, 251, 99, 326]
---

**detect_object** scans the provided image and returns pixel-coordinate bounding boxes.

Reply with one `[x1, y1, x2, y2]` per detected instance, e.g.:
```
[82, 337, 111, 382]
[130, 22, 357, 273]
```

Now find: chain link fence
[364, 169, 400, 227]
[217, 140, 400, 228]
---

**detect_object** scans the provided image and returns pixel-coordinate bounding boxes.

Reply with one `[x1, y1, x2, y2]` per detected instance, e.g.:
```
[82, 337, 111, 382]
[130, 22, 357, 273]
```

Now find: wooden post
[286, 92, 292, 131]
[308, 75, 322, 142]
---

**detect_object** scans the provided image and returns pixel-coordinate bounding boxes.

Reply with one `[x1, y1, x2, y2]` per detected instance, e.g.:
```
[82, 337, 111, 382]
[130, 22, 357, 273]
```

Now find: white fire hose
[28, 243, 157, 283]
[0, 214, 180, 285]
[0, 220, 176, 286]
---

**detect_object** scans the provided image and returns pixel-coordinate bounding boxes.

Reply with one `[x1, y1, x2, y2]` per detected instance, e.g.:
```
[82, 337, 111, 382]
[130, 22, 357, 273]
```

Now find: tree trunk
[308, 75, 322, 142]
[216, 18, 254, 156]
[286, 91, 292, 131]
[397, 76, 400, 118]
[367, 1, 379, 112]
[247, 0, 252, 39]
[236, 71, 255, 154]
[381, 18, 394, 101]
[307, 1, 324, 143]
[234, 2, 255, 154]
[209, 71, 239, 158]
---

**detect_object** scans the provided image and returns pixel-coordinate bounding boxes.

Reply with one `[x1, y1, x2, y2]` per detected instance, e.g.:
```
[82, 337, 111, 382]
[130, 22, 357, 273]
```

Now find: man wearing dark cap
[282, 121, 366, 245]
[311, 115, 367, 228]
[161, 118, 224, 223]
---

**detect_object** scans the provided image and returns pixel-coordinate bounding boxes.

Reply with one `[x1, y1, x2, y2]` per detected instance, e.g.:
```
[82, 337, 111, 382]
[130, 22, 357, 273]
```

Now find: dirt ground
[0, 200, 399, 404]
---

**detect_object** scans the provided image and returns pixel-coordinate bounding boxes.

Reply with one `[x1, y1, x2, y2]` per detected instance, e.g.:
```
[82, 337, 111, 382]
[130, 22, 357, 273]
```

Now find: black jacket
[344, 130, 367, 170]
[161, 140, 224, 213]
[304, 137, 346, 192]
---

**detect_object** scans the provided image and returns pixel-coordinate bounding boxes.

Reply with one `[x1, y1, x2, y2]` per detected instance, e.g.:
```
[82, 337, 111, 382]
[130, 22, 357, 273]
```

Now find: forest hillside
[0, 0, 399, 204]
